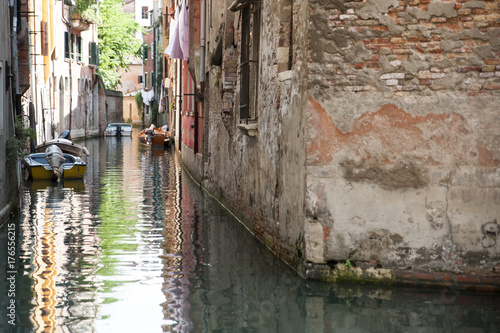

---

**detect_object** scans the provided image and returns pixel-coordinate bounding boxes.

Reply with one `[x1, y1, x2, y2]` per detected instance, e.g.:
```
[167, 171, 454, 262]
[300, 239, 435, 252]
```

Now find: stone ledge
[237, 123, 258, 137]
[302, 262, 500, 292]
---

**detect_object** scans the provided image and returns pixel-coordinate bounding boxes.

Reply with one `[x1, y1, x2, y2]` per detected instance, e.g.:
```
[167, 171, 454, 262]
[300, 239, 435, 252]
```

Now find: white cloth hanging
[141, 89, 155, 106]
[179, 0, 189, 61]
[164, 5, 183, 59]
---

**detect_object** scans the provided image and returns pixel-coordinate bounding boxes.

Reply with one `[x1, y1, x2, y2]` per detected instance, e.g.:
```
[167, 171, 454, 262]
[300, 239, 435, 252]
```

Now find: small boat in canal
[35, 130, 89, 157]
[104, 123, 133, 137]
[138, 124, 171, 146]
[23, 146, 87, 181]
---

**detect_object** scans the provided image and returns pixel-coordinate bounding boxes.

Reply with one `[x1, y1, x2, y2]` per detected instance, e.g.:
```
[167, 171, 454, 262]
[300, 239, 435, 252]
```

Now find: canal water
[1, 129, 499, 332]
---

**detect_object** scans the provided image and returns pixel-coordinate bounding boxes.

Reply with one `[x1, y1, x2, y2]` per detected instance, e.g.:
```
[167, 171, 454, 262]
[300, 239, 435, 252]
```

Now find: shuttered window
[64, 32, 70, 59]
[239, 2, 261, 123]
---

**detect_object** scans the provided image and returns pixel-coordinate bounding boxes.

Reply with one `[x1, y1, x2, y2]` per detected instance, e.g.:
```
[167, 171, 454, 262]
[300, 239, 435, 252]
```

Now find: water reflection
[0, 130, 499, 332]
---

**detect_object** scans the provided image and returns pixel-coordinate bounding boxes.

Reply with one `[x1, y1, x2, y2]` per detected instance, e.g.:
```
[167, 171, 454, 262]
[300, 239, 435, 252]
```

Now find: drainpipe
[200, 0, 206, 98]
[10, 0, 19, 97]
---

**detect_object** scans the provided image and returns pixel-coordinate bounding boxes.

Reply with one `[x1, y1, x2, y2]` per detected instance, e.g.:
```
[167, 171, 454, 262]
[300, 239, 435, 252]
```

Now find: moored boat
[138, 124, 170, 146]
[23, 151, 87, 180]
[105, 123, 133, 137]
[35, 131, 89, 157]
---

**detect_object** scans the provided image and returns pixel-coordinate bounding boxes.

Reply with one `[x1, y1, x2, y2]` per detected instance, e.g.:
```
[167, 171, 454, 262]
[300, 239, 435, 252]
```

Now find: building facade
[28, 0, 100, 142]
[0, 0, 19, 223]
[166, 0, 500, 287]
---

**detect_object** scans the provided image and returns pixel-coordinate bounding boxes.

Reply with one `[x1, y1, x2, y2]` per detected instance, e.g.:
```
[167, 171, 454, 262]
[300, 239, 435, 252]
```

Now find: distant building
[118, 0, 163, 127]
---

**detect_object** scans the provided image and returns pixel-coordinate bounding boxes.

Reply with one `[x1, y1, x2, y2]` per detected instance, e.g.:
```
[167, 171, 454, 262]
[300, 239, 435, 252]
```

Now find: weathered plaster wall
[306, 0, 500, 276]
[99, 89, 124, 134]
[202, 0, 309, 263]
[123, 95, 141, 125]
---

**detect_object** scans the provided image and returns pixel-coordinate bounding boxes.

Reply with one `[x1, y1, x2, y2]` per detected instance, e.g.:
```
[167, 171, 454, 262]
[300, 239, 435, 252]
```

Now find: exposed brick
[457, 66, 483, 72]
[380, 72, 405, 80]
[482, 65, 496, 72]
[371, 38, 391, 44]
[418, 71, 445, 79]
[442, 274, 456, 283]
[394, 270, 413, 280]
[436, 23, 464, 33]
[463, 21, 476, 28]
[484, 58, 500, 65]
[479, 72, 496, 78]
[414, 273, 438, 280]
[339, 14, 358, 20]
[391, 37, 405, 44]
[456, 275, 482, 284]
[460, 16, 474, 22]
[481, 276, 500, 285]
[431, 17, 447, 23]
[419, 79, 432, 85]
[485, 84, 500, 90]
[366, 62, 381, 69]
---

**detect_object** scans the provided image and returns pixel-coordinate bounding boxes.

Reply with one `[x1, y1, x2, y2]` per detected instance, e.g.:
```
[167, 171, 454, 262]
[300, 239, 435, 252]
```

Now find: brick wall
[309, 0, 500, 95]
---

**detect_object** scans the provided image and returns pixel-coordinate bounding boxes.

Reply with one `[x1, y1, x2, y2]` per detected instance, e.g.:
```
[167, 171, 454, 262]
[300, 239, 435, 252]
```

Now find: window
[64, 32, 70, 59]
[89, 42, 99, 65]
[138, 75, 143, 84]
[76, 36, 82, 62]
[143, 45, 148, 60]
[142, 6, 148, 19]
[144, 72, 148, 89]
[239, 2, 261, 122]
[71, 33, 75, 60]
[151, 71, 155, 88]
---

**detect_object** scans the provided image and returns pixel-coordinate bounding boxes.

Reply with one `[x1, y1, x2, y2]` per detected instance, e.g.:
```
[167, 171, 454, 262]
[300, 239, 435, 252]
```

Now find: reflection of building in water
[31, 205, 57, 332]
[159, 154, 202, 332]
[20, 184, 99, 332]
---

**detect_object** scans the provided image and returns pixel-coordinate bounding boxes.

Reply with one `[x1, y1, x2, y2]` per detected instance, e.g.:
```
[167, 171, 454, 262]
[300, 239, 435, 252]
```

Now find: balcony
[70, 13, 90, 31]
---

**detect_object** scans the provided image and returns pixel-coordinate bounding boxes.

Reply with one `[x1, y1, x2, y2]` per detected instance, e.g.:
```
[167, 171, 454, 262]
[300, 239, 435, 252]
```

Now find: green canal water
[1, 130, 499, 332]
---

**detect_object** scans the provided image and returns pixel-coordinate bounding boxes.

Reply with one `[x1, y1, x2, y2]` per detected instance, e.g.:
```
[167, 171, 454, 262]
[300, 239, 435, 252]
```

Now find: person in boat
[145, 124, 156, 144]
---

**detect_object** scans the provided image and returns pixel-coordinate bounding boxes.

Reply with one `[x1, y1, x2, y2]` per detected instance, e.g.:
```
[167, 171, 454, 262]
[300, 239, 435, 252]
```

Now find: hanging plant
[6, 115, 35, 162]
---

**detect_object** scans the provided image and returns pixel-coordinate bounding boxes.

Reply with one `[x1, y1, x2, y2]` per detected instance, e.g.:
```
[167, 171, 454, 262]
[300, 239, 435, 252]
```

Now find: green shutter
[65, 32, 70, 59]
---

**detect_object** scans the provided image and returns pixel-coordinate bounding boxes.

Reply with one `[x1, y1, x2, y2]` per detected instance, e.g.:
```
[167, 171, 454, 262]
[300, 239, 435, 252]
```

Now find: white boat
[35, 131, 89, 157]
[105, 123, 133, 137]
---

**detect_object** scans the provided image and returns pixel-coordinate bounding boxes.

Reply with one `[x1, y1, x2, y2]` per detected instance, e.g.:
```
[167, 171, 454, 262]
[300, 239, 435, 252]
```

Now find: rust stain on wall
[307, 96, 499, 169]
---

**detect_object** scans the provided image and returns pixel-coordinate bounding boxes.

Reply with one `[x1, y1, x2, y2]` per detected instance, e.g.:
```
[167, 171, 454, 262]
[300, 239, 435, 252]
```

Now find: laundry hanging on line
[164, 0, 189, 61]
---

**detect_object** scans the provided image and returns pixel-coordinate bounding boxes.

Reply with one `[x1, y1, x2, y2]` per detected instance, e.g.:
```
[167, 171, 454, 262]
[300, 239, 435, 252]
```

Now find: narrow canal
[1, 129, 499, 332]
